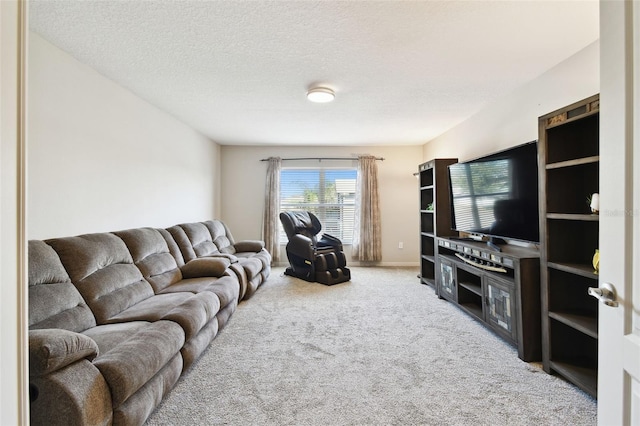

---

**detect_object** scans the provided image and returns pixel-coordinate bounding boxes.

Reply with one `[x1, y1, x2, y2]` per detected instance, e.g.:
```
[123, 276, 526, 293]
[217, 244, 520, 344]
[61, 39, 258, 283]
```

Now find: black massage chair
[279, 211, 351, 285]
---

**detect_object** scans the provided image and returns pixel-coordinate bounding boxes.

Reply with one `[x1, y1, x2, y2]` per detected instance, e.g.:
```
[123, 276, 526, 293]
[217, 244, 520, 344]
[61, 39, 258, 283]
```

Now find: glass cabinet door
[484, 275, 517, 342]
[438, 258, 457, 302]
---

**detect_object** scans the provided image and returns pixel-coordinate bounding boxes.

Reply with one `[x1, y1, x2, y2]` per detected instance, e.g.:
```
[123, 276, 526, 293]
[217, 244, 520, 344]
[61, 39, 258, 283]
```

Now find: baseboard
[371, 262, 420, 267]
[273, 261, 419, 268]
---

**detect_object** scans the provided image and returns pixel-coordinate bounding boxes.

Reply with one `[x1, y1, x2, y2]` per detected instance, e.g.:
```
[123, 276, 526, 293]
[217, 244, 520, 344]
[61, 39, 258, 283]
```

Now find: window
[280, 168, 357, 243]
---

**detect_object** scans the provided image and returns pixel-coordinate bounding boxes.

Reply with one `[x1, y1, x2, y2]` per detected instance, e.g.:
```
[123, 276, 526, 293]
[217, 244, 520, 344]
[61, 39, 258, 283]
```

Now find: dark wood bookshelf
[547, 262, 598, 279]
[539, 94, 600, 398]
[549, 361, 597, 395]
[546, 213, 599, 221]
[417, 158, 457, 290]
[548, 311, 598, 339]
[422, 254, 435, 262]
[546, 155, 600, 170]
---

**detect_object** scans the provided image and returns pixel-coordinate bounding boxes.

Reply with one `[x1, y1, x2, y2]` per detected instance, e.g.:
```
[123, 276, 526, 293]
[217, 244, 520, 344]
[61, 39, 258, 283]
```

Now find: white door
[598, 1, 640, 424]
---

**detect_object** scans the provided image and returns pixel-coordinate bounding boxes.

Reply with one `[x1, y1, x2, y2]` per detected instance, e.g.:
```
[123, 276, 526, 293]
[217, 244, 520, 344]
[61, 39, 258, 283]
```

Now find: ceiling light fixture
[307, 87, 335, 103]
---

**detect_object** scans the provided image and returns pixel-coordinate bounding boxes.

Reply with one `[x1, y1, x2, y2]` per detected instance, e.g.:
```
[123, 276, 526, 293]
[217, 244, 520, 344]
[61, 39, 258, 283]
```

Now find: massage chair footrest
[284, 266, 350, 286]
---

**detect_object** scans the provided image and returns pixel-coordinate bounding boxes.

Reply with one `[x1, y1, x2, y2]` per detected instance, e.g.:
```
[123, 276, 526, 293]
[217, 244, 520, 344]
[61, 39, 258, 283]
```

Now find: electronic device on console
[438, 238, 516, 273]
[447, 141, 539, 252]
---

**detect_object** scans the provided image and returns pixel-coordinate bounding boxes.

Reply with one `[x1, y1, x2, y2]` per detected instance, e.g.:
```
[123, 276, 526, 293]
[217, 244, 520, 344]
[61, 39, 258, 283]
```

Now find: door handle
[587, 282, 619, 307]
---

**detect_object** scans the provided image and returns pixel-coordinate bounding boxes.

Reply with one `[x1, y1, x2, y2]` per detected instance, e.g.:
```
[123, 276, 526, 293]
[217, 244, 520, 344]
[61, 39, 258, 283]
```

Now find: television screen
[447, 141, 539, 244]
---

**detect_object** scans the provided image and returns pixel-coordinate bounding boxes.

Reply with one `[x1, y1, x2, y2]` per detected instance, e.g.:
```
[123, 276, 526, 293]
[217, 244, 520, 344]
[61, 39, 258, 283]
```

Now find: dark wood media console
[436, 237, 541, 362]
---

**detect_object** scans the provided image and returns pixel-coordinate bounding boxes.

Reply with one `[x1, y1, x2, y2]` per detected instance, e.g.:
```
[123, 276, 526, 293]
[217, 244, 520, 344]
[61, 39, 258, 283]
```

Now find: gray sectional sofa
[28, 220, 271, 426]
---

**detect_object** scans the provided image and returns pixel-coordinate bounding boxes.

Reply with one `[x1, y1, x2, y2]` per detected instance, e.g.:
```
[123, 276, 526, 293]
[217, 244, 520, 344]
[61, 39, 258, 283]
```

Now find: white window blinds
[449, 159, 512, 230]
[280, 168, 357, 243]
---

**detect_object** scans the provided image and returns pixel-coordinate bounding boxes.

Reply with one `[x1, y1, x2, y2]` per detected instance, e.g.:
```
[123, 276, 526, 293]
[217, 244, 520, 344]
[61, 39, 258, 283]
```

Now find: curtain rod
[260, 156, 384, 162]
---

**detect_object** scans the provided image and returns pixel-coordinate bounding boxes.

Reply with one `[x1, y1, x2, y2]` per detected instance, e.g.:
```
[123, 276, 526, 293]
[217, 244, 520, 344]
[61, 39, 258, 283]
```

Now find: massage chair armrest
[29, 329, 99, 377]
[318, 233, 344, 250]
[286, 234, 315, 259]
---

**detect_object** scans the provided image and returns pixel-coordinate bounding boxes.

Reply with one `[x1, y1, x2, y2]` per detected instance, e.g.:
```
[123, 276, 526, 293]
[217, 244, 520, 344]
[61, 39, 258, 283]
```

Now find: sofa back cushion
[114, 228, 182, 293]
[166, 225, 198, 263]
[179, 222, 222, 259]
[28, 240, 96, 332]
[203, 220, 236, 254]
[157, 228, 186, 267]
[46, 233, 154, 324]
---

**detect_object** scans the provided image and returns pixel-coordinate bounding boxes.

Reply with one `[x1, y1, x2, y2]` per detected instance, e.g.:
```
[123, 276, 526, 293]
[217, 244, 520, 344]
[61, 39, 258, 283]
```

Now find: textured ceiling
[29, 0, 599, 146]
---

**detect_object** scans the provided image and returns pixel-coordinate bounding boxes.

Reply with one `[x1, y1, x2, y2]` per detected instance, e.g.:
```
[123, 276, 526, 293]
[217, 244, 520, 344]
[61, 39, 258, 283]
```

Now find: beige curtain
[262, 157, 281, 263]
[352, 155, 381, 262]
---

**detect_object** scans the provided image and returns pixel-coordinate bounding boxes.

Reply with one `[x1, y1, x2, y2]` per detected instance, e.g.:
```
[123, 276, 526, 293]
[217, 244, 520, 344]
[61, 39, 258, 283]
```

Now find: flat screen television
[447, 141, 539, 249]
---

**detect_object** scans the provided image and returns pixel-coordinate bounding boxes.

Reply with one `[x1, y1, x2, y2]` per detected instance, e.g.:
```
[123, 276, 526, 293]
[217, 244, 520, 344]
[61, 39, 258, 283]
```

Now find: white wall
[423, 40, 600, 162]
[220, 145, 422, 265]
[1, 2, 26, 423]
[220, 42, 600, 266]
[28, 33, 221, 239]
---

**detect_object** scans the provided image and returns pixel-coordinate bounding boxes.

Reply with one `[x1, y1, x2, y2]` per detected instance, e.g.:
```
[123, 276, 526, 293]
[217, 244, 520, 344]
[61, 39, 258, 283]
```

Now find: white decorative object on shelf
[590, 193, 599, 214]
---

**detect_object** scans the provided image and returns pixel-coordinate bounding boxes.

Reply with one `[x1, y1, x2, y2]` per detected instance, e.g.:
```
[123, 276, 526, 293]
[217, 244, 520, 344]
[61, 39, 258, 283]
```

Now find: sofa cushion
[202, 220, 235, 253]
[92, 320, 184, 408]
[205, 220, 272, 268]
[227, 263, 248, 300]
[166, 225, 197, 263]
[82, 321, 152, 356]
[105, 292, 219, 341]
[46, 233, 156, 325]
[29, 329, 99, 376]
[236, 249, 272, 269]
[180, 222, 222, 258]
[210, 252, 239, 263]
[236, 256, 263, 280]
[161, 292, 220, 340]
[157, 227, 186, 267]
[167, 220, 270, 301]
[28, 240, 96, 332]
[112, 353, 182, 426]
[159, 275, 239, 309]
[115, 228, 182, 293]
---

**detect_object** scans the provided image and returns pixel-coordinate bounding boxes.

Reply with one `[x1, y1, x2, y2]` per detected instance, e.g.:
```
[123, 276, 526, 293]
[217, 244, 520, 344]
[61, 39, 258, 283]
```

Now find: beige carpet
[145, 267, 596, 426]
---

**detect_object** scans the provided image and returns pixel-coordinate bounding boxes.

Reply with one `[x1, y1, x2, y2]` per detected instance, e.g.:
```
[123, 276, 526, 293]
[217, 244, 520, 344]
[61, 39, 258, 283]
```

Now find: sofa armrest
[181, 257, 231, 278]
[234, 240, 265, 253]
[29, 329, 99, 377]
[30, 358, 112, 426]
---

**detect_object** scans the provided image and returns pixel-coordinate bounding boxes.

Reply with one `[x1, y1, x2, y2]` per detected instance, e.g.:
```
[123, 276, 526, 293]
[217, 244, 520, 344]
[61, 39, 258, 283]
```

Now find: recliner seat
[28, 239, 186, 426]
[167, 220, 271, 299]
[45, 232, 220, 371]
[28, 219, 271, 425]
